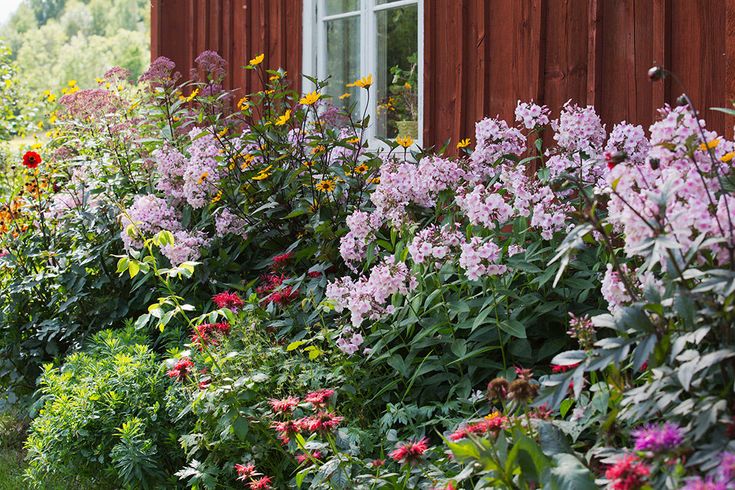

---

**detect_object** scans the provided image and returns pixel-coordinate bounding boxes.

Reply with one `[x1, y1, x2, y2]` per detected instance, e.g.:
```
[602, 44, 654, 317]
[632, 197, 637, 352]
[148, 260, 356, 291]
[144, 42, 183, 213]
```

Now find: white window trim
[302, 0, 424, 149]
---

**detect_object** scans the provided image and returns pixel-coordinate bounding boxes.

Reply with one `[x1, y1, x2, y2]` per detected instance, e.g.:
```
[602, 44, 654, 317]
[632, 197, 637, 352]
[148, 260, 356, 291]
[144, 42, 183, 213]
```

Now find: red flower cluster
[271, 252, 293, 270]
[269, 388, 341, 444]
[22, 151, 42, 169]
[269, 396, 299, 414]
[256, 274, 298, 306]
[295, 450, 323, 464]
[234, 463, 272, 489]
[551, 361, 581, 373]
[604, 455, 650, 490]
[304, 388, 334, 407]
[307, 271, 323, 278]
[167, 357, 194, 380]
[389, 437, 430, 465]
[191, 322, 230, 348]
[449, 412, 507, 441]
[212, 291, 244, 311]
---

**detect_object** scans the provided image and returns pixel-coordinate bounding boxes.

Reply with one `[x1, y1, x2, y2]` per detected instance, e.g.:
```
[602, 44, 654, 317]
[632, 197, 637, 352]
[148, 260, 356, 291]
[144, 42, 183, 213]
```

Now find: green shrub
[24, 327, 183, 488]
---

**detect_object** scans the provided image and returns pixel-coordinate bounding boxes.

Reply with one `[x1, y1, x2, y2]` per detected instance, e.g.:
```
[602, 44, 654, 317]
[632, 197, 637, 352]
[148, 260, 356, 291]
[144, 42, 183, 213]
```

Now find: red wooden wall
[151, 0, 735, 145]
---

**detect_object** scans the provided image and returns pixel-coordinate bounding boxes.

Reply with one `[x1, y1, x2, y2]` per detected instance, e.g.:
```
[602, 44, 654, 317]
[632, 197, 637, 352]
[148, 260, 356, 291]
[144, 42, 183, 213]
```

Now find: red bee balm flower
[304, 388, 334, 407]
[268, 396, 300, 414]
[389, 437, 430, 465]
[22, 151, 42, 169]
[248, 476, 272, 490]
[167, 357, 194, 381]
[234, 463, 257, 481]
[271, 252, 293, 269]
[605, 455, 650, 490]
[212, 291, 244, 311]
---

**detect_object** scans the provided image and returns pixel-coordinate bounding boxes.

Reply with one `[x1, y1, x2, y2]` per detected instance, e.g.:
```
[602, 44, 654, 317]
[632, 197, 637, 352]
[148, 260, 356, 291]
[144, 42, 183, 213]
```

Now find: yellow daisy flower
[396, 136, 413, 148]
[346, 74, 373, 89]
[315, 179, 336, 192]
[275, 109, 291, 126]
[249, 53, 265, 66]
[299, 91, 321, 106]
[457, 138, 471, 149]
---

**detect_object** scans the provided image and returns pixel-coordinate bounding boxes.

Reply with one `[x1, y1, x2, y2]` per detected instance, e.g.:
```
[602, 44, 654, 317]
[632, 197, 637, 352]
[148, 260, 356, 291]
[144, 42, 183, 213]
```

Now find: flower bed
[1, 52, 734, 489]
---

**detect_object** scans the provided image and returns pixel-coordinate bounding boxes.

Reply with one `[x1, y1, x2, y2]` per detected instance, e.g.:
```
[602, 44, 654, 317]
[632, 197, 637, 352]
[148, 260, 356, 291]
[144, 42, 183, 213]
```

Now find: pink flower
[304, 389, 335, 406]
[299, 412, 344, 433]
[604, 455, 650, 490]
[632, 422, 684, 453]
[212, 291, 244, 311]
[268, 397, 300, 414]
[295, 451, 322, 464]
[449, 413, 506, 441]
[248, 476, 272, 490]
[370, 459, 385, 468]
[389, 437, 430, 465]
[191, 322, 231, 348]
[234, 463, 257, 481]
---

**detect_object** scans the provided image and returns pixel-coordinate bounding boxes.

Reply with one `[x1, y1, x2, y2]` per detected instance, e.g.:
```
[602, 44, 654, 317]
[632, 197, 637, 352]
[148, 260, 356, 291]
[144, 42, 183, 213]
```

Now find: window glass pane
[324, 0, 359, 16]
[375, 4, 419, 140]
[325, 16, 361, 115]
[375, 0, 413, 5]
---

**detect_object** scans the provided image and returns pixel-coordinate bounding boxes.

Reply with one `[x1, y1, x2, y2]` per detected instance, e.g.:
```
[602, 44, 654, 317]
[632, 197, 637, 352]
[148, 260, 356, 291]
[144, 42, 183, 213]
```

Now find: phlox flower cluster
[371, 156, 467, 225]
[459, 237, 506, 281]
[455, 184, 514, 228]
[515, 101, 550, 130]
[339, 210, 383, 267]
[529, 186, 570, 239]
[154, 144, 188, 201]
[120, 194, 181, 250]
[469, 117, 525, 177]
[214, 207, 249, 239]
[605, 122, 650, 165]
[407, 224, 464, 267]
[552, 101, 607, 155]
[601, 264, 632, 313]
[326, 256, 415, 327]
[183, 128, 222, 208]
[161, 230, 209, 265]
[604, 105, 735, 265]
[335, 326, 364, 355]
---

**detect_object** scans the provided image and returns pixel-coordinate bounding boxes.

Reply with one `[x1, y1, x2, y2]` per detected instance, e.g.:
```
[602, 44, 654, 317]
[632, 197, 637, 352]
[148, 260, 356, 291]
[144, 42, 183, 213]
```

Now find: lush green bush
[24, 327, 183, 488]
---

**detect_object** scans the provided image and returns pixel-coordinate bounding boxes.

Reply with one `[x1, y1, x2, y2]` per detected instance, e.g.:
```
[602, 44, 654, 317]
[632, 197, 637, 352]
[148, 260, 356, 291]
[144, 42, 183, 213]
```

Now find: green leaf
[287, 340, 306, 351]
[128, 260, 140, 278]
[499, 319, 527, 339]
[548, 454, 597, 490]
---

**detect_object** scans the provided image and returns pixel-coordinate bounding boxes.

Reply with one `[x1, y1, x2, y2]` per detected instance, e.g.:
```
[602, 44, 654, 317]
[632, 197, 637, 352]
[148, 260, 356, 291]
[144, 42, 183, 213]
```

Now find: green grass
[0, 446, 27, 490]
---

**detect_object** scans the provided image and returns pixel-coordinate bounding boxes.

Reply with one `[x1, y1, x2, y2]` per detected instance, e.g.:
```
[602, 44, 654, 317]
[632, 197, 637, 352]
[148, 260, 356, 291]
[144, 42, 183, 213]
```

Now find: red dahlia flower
[212, 291, 244, 311]
[389, 437, 430, 465]
[22, 151, 42, 169]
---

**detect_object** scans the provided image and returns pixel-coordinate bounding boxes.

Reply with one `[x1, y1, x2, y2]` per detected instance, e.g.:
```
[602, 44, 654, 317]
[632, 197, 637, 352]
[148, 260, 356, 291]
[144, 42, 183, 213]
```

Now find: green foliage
[24, 327, 183, 488]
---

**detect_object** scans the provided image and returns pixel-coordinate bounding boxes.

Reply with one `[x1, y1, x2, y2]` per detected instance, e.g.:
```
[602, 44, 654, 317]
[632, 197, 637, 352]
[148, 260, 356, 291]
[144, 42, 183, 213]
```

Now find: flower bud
[647, 66, 664, 81]
[649, 158, 660, 170]
[487, 377, 509, 401]
[676, 94, 688, 107]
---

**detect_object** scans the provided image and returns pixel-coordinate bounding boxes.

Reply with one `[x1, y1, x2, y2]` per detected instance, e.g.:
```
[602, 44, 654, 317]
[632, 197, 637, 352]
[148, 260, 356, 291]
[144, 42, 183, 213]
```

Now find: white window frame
[302, 0, 424, 148]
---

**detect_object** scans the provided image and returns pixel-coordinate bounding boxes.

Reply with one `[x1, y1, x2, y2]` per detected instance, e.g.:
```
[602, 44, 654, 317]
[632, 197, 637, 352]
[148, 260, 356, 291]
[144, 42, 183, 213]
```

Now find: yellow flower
[457, 138, 471, 149]
[265, 89, 275, 95]
[311, 145, 326, 155]
[403, 82, 412, 90]
[31, 143, 42, 150]
[49, 114, 57, 124]
[218, 127, 229, 137]
[299, 91, 321, 106]
[396, 136, 413, 148]
[239, 153, 256, 170]
[369, 177, 380, 184]
[68, 80, 77, 87]
[197, 171, 209, 184]
[95, 77, 103, 84]
[346, 74, 373, 89]
[252, 165, 273, 181]
[47, 93, 56, 102]
[36, 121, 44, 130]
[237, 97, 250, 111]
[354, 164, 369, 174]
[315, 179, 336, 192]
[347, 137, 360, 145]
[699, 138, 720, 151]
[179, 88, 200, 102]
[303, 160, 315, 167]
[249, 53, 265, 66]
[211, 191, 222, 203]
[721, 151, 735, 163]
[339, 93, 351, 100]
[275, 109, 291, 126]
[269, 72, 285, 81]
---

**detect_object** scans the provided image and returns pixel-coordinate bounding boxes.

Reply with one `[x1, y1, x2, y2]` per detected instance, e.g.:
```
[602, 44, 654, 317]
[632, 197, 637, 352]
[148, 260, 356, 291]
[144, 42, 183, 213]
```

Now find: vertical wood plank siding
[151, 0, 735, 145]
[151, 0, 303, 96]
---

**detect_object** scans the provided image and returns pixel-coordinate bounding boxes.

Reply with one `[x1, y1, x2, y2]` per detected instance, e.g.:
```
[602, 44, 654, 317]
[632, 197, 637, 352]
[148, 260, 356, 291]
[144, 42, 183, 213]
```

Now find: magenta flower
[632, 422, 684, 453]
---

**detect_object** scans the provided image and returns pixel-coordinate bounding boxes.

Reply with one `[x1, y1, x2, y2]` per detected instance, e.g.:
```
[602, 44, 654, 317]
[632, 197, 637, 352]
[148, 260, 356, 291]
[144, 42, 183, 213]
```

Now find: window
[303, 0, 423, 145]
